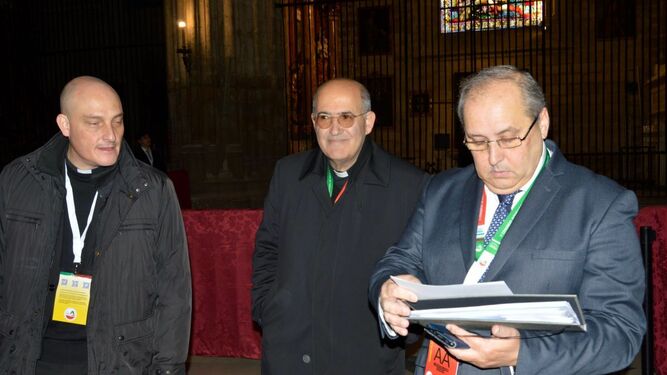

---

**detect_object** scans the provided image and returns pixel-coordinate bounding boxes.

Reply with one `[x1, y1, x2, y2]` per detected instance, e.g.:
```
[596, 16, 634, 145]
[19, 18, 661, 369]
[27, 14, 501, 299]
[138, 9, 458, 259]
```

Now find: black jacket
[0, 134, 191, 374]
[252, 140, 429, 374]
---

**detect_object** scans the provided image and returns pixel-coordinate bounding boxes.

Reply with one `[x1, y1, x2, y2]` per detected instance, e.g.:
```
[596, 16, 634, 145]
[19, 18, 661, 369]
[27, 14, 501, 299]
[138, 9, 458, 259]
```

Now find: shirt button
[302, 354, 311, 364]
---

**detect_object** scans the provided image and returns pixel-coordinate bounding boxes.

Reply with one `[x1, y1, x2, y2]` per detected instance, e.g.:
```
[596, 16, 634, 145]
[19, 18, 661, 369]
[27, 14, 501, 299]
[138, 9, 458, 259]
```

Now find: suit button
[9, 344, 16, 353]
[302, 354, 311, 364]
[48, 284, 56, 291]
[117, 335, 125, 341]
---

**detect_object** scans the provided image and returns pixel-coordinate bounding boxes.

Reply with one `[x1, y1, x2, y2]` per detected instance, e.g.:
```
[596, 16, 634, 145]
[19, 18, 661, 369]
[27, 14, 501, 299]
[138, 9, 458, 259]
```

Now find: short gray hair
[456, 65, 546, 124]
[312, 78, 372, 113]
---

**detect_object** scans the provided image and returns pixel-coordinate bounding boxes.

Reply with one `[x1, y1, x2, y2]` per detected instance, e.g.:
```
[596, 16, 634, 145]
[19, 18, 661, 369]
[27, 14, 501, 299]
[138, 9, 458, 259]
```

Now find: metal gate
[276, 0, 666, 198]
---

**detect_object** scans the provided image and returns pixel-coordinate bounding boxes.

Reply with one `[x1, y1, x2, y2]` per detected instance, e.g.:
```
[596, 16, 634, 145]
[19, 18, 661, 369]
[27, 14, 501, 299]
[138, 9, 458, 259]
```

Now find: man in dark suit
[252, 78, 429, 374]
[370, 65, 646, 375]
[133, 132, 166, 172]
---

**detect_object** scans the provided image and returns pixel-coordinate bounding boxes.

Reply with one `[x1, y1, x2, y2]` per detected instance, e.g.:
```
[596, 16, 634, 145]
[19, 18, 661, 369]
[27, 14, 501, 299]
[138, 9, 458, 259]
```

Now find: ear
[364, 111, 376, 135]
[538, 107, 549, 139]
[56, 114, 71, 137]
[311, 113, 317, 131]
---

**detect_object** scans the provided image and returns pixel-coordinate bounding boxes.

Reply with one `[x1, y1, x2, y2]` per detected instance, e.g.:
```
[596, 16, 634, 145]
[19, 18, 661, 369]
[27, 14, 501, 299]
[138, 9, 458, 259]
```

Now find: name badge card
[424, 340, 460, 375]
[52, 272, 92, 325]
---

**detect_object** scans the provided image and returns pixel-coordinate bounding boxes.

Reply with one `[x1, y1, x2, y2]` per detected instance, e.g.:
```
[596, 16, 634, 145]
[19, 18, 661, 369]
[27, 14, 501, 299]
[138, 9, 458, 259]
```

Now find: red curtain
[635, 206, 667, 375]
[184, 209, 262, 359]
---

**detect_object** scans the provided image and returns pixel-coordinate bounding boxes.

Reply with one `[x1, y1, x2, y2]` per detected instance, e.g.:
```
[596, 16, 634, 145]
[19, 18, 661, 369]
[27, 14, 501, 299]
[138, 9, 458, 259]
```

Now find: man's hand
[379, 274, 420, 336]
[446, 324, 520, 368]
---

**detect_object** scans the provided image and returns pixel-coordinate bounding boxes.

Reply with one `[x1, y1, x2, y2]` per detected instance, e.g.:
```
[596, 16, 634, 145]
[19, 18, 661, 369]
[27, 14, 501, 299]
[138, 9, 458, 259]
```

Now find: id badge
[424, 339, 459, 375]
[52, 272, 92, 325]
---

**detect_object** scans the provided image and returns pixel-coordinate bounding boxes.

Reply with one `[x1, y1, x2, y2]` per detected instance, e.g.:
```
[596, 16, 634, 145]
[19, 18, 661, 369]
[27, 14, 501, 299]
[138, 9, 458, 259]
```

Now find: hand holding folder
[390, 276, 586, 332]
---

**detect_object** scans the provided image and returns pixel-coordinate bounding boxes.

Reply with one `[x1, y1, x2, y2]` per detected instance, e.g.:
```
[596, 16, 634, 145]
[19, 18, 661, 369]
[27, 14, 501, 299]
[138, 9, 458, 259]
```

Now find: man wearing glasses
[370, 65, 645, 374]
[252, 78, 429, 374]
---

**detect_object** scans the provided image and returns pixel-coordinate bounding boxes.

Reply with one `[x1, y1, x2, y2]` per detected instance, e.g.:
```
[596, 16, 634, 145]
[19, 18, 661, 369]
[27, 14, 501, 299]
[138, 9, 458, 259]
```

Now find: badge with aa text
[424, 339, 459, 375]
[52, 272, 92, 325]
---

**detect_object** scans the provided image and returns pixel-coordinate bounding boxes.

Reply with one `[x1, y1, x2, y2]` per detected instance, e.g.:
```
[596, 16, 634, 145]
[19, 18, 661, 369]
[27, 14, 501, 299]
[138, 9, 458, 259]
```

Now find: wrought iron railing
[276, 0, 666, 198]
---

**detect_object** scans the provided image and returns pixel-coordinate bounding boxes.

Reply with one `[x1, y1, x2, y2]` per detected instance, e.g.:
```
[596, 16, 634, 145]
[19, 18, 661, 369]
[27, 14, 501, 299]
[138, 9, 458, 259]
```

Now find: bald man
[252, 78, 430, 374]
[0, 76, 191, 374]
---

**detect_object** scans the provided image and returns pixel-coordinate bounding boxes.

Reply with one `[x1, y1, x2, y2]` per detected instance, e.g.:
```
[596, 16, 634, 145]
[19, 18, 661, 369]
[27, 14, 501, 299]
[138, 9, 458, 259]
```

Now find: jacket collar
[297, 138, 391, 187]
[23, 133, 149, 196]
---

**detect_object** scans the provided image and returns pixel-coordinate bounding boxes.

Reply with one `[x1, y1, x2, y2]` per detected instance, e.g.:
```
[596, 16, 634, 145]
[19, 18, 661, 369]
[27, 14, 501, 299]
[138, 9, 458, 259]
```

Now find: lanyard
[465, 151, 550, 283]
[326, 166, 349, 204]
[64, 163, 99, 265]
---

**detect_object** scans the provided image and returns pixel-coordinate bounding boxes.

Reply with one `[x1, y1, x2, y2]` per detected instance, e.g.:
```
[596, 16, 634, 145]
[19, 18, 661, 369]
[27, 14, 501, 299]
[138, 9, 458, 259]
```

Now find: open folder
[391, 276, 587, 332]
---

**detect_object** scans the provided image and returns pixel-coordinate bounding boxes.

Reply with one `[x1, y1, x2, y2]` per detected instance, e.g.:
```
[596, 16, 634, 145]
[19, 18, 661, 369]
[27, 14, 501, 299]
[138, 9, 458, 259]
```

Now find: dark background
[0, 0, 168, 167]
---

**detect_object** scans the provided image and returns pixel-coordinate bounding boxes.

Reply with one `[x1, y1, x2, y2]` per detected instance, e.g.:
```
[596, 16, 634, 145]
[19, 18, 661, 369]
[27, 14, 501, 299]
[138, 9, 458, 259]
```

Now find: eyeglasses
[463, 113, 540, 151]
[312, 111, 369, 129]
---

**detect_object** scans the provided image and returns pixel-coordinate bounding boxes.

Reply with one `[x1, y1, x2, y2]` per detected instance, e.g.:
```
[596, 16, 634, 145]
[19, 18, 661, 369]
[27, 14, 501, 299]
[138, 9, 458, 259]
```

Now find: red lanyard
[334, 180, 349, 204]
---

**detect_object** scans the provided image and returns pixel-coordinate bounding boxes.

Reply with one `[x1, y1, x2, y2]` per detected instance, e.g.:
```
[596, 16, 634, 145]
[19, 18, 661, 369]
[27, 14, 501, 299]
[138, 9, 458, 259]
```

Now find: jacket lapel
[484, 147, 563, 281]
[459, 173, 483, 271]
[311, 175, 331, 212]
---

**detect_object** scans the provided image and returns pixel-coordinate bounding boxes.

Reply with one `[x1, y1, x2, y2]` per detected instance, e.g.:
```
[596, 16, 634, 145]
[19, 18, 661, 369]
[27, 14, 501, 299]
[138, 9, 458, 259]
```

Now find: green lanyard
[475, 151, 551, 260]
[326, 166, 334, 198]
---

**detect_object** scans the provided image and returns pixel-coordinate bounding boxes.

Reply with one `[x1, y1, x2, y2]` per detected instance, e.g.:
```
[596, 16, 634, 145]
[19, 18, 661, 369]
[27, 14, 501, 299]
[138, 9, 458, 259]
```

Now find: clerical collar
[332, 169, 348, 178]
[65, 158, 118, 187]
[324, 137, 371, 180]
[76, 167, 93, 174]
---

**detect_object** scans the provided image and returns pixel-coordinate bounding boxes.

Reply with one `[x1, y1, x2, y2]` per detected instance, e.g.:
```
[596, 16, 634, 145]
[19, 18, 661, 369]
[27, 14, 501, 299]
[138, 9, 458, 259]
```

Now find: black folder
[409, 294, 587, 332]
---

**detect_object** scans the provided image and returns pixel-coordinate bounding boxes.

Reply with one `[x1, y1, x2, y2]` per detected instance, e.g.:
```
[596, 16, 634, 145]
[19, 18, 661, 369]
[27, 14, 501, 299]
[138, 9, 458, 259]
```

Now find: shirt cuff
[378, 298, 398, 338]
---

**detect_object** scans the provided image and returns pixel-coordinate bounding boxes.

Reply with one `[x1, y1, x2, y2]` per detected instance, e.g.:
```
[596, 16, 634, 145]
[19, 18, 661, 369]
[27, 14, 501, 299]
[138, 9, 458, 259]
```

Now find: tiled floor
[186, 354, 643, 374]
[187, 357, 259, 375]
[186, 356, 414, 374]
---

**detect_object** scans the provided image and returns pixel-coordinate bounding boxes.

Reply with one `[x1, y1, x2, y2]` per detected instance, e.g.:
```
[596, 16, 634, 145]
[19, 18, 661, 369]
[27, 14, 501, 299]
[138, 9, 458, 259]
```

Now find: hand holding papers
[390, 276, 586, 332]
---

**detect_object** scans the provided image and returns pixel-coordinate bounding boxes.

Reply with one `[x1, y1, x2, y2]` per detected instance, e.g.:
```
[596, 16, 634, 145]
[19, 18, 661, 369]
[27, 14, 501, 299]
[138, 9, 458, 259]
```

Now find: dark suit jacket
[133, 145, 166, 172]
[252, 140, 429, 374]
[369, 140, 646, 375]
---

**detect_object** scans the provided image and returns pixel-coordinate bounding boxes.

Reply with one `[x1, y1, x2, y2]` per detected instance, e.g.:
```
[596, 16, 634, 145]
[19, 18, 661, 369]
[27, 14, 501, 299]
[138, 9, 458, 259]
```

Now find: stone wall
[165, 0, 286, 208]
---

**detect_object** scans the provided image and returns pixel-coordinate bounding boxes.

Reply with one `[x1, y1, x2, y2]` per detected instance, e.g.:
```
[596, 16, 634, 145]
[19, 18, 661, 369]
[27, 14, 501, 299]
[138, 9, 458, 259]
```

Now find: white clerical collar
[333, 169, 348, 178]
[67, 159, 93, 175]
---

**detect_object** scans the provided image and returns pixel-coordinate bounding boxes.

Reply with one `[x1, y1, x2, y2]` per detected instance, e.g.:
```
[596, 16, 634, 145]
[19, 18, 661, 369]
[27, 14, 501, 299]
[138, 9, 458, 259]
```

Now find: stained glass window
[440, 0, 544, 33]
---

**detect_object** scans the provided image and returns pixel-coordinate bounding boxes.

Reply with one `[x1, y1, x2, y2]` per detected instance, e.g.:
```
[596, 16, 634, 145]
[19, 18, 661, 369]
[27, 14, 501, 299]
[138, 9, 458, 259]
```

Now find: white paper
[390, 276, 513, 300]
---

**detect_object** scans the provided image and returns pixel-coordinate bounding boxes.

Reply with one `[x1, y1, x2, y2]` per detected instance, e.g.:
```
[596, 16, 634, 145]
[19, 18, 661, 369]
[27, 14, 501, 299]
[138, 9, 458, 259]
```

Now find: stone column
[165, 0, 286, 208]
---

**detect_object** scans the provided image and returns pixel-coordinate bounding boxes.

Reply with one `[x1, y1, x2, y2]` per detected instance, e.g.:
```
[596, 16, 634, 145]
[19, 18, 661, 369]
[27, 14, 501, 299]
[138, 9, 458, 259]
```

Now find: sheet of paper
[390, 276, 513, 300]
